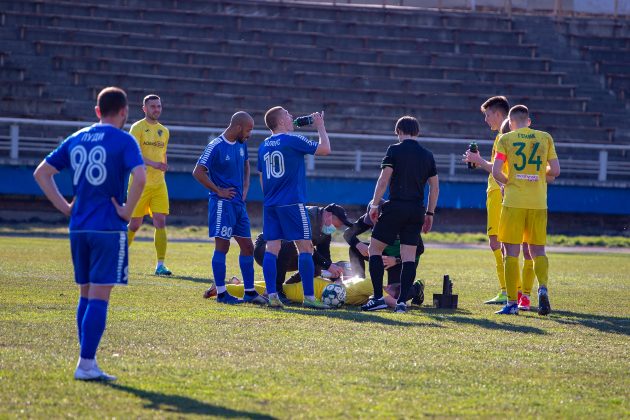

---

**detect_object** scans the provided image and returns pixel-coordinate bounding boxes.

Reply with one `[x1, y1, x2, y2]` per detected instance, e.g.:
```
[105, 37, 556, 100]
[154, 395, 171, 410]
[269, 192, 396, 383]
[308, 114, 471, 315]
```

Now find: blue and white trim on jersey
[298, 203, 310, 238]
[116, 232, 125, 283]
[198, 136, 224, 168]
[214, 199, 224, 235]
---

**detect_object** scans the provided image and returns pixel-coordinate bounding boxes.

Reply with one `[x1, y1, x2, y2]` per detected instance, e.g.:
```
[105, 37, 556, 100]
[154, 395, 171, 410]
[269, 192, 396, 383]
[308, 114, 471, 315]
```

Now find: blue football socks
[76, 296, 89, 343]
[212, 250, 227, 293]
[263, 252, 278, 294]
[299, 253, 315, 298]
[80, 299, 109, 360]
[239, 255, 255, 291]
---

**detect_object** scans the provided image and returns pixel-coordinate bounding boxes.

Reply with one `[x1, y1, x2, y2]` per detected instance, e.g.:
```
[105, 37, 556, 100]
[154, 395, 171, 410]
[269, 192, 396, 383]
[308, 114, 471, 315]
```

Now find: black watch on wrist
[425, 211, 434, 216]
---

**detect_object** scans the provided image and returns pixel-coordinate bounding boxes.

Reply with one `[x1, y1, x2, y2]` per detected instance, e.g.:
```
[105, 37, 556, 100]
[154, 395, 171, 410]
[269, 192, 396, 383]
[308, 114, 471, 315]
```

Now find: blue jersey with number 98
[45, 123, 144, 231]
[257, 133, 318, 206]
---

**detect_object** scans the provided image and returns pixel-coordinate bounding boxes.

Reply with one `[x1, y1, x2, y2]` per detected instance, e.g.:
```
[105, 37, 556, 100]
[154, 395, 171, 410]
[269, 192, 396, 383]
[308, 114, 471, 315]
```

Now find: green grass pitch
[0, 236, 628, 418]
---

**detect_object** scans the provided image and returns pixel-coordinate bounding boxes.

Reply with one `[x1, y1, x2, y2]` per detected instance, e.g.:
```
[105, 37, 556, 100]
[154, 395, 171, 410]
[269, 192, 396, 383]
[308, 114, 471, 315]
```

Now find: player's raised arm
[312, 111, 331, 156]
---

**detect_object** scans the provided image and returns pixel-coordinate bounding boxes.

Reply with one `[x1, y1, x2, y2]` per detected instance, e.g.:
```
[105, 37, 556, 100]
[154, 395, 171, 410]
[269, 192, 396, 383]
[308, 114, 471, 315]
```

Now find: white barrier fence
[1, 117, 629, 183]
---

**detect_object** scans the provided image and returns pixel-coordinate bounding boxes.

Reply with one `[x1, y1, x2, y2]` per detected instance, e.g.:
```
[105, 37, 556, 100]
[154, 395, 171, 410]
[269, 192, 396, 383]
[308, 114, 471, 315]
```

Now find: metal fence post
[449, 153, 456, 176]
[10, 124, 19, 161]
[355, 150, 362, 172]
[307, 154, 315, 171]
[598, 150, 608, 182]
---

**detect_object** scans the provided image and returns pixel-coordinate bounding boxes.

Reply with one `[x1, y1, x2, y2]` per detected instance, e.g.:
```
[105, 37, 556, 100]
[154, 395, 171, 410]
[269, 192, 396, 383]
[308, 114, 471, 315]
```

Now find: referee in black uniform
[361, 116, 439, 313]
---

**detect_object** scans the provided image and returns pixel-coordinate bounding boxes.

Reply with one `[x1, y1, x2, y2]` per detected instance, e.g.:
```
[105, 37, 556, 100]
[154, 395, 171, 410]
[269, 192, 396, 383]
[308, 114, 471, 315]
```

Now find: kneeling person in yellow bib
[492, 105, 560, 316]
[127, 94, 172, 276]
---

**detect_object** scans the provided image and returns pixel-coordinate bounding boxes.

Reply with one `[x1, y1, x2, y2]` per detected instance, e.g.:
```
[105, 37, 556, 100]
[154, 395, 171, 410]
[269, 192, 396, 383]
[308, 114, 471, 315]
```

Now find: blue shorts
[70, 231, 128, 286]
[208, 197, 251, 239]
[263, 203, 311, 241]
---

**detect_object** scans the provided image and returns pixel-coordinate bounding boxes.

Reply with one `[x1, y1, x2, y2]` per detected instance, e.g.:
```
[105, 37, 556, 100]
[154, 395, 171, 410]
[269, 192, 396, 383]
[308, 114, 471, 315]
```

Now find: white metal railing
[1, 117, 629, 183]
[263, 0, 630, 18]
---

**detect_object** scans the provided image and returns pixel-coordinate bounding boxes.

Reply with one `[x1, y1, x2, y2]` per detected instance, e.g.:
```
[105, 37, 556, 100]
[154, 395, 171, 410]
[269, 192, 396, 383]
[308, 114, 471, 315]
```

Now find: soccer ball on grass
[321, 283, 346, 308]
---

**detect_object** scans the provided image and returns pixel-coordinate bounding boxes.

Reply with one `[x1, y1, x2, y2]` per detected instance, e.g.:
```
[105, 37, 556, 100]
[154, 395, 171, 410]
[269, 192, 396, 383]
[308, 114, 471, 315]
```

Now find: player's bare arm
[243, 160, 250, 201]
[369, 166, 393, 223]
[492, 158, 508, 185]
[33, 161, 72, 216]
[192, 164, 236, 199]
[547, 159, 561, 177]
[112, 165, 146, 222]
[463, 149, 493, 173]
[423, 174, 439, 234]
[313, 111, 331, 156]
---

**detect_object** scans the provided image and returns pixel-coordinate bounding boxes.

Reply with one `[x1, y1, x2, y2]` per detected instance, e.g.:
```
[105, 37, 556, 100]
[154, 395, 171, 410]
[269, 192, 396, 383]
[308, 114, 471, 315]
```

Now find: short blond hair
[264, 106, 284, 130]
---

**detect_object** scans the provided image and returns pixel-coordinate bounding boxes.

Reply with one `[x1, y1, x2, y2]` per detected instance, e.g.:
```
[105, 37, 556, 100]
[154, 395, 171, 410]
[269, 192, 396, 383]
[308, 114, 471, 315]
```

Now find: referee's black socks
[398, 261, 417, 304]
[369, 255, 385, 299]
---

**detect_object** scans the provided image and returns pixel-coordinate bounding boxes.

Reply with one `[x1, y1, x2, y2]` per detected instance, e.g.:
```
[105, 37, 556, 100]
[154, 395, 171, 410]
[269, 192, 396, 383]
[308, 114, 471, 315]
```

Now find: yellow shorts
[486, 189, 502, 237]
[498, 207, 547, 246]
[131, 182, 170, 218]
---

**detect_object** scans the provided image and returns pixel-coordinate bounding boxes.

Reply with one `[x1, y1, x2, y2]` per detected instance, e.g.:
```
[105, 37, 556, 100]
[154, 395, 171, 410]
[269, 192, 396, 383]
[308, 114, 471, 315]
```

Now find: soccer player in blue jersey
[33, 87, 146, 381]
[192, 111, 267, 305]
[258, 107, 332, 309]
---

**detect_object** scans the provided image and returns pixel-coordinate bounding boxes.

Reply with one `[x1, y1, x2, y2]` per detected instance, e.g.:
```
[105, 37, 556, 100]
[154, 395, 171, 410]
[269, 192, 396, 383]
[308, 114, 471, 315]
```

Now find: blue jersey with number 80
[46, 123, 144, 231]
[257, 133, 318, 207]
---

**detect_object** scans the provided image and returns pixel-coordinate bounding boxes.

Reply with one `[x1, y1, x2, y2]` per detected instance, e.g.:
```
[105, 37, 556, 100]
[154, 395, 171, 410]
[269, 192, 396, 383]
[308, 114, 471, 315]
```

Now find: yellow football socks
[522, 259, 535, 296]
[533, 255, 549, 289]
[155, 228, 167, 261]
[504, 256, 520, 302]
[492, 248, 506, 293]
[127, 230, 136, 246]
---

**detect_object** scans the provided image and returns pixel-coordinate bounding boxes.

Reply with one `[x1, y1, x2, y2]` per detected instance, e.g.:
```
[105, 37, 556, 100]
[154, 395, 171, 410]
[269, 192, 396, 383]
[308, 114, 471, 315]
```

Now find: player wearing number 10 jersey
[492, 105, 560, 316]
[34, 87, 146, 381]
[257, 106, 332, 309]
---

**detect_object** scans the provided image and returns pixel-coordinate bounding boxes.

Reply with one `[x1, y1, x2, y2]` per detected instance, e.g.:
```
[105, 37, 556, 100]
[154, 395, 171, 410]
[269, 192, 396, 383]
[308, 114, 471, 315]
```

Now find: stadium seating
[1, 0, 629, 177]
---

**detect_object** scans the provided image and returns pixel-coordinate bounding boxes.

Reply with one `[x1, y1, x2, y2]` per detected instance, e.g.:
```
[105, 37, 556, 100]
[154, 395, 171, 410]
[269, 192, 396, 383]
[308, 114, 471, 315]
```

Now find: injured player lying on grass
[203, 271, 424, 309]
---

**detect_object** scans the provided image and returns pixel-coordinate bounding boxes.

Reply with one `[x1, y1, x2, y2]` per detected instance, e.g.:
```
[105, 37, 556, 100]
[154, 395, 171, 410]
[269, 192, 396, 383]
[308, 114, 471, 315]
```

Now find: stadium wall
[2, 165, 628, 216]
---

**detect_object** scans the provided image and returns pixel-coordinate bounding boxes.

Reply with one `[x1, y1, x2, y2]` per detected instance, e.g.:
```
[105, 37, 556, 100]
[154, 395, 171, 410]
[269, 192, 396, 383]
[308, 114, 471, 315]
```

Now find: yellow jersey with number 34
[495, 127, 557, 209]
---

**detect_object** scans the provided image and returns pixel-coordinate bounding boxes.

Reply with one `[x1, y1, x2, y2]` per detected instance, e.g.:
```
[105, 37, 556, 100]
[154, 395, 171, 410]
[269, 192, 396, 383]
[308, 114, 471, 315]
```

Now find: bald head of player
[225, 111, 254, 143]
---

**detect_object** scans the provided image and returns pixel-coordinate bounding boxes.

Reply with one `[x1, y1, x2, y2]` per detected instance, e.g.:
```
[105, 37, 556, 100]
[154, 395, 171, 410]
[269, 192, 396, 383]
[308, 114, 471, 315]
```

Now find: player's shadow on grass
[167, 275, 211, 284]
[421, 308, 547, 334]
[550, 310, 629, 335]
[102, 383, 277, 419]
[282, 307, 444, 328]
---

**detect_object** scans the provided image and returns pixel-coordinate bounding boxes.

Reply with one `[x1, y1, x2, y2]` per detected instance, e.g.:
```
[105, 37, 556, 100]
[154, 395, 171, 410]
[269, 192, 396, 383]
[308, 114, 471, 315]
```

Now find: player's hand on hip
[156, 162, 168, 172]
[327, 263, 343, 278]
[422, 215, 433, 234]
[382, 256, 397, 269]
[217, 187, 236, 199]
[60, 198, 75, 217]
[111, 197, 132, 222]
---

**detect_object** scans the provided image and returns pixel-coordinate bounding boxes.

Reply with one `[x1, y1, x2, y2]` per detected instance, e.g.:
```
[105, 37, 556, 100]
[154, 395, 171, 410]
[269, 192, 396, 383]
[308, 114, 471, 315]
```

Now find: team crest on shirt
[157, 130, 163, 137]
[225, 155, 231, 161]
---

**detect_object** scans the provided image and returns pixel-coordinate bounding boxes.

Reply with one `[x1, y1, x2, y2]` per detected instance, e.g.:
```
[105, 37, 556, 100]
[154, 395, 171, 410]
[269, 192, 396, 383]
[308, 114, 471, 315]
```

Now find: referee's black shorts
[371, 200, 425, 246]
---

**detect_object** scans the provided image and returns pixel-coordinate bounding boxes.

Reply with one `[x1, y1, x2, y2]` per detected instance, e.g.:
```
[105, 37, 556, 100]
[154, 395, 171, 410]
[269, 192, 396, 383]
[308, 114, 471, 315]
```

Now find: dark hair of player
[500, 118, 511, 135]
[264, 106, 284, 130]
[480, 96, 510, 116]
[143, 94, 161, 105]
[394, 116, 420, 137]
[97, 87, 128, 117]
